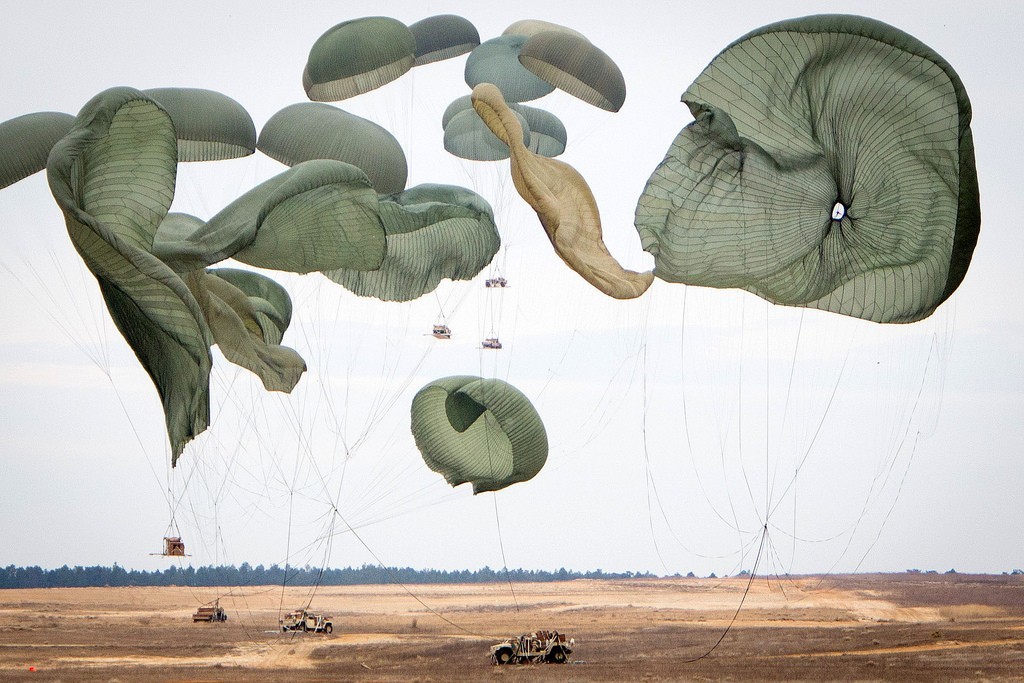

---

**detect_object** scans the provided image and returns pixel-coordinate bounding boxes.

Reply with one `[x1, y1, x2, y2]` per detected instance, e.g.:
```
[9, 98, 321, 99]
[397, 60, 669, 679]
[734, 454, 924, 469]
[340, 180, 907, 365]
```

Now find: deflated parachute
[635, 14, 980, 323]
[46, 87, 212, 462]
[45, 88, 377, 463]
[325, 183, 499, 301]
[471, 83, 653, 299]
[411, 376, 547, 494]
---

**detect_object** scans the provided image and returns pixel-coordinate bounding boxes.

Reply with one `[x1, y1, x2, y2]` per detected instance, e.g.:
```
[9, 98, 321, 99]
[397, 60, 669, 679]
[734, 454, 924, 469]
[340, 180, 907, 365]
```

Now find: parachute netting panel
[635, 14, 980, 324]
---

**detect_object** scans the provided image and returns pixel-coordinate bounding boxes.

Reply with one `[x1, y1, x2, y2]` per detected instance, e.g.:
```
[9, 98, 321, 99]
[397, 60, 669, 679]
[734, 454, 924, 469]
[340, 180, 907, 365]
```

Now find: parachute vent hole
[445, 392, 487, 432]
[831, 201, 846, 221]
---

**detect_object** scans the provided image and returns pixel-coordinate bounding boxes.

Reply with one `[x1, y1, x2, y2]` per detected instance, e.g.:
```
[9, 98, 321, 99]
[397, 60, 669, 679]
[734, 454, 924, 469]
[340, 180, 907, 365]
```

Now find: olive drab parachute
[142, 88, 257, 162]
[0, 111, 75, 189]
[46, 87, 212, 463]
[303, 16, 417, 102]
[464, 35, 554, 103]
[442, 95, 565, 158]
[409, 14, 480, 66]
[518, 31, 627, 112]
[410, 376, 548, 494]
[257, 103, 408, 195]
[634, 14, 981, 323]
[443, 106, 531, 162]
[323, 183, 500, 302]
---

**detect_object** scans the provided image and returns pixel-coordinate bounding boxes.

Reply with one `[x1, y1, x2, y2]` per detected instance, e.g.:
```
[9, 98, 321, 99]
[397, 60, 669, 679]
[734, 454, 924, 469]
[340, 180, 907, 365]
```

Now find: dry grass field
[1, 573, 1022, 681]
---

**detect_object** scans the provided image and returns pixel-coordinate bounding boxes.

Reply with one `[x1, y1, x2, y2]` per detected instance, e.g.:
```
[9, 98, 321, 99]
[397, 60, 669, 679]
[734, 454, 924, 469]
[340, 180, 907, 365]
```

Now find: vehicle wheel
[549, 648, 567, 664]
[495, 648, 513, 664]
[324, 624, 333, 634]
[300, 623, 308, 632]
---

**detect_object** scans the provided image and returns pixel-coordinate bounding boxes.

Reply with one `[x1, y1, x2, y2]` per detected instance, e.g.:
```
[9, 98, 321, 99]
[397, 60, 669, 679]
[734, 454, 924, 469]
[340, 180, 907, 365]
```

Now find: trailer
[192, 601, 228, 623]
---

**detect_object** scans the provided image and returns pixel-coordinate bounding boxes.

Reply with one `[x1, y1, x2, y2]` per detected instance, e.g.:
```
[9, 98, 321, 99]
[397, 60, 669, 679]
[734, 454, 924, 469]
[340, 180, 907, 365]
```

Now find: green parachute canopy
[257, 102, 408, 194]
[443, 106, 531, 161]
[411, 376, 548, 494]
[409, 14, 480, 66]
[143, 87, 256, 161]
[303, 16, 416, 101]
[442, 95, 565, 158]
[47, 87, 211, 463]
[634, 14, 980, 323]
[464, 35, 554, 103]
[324, 183, 499, 301]
[155, 159, 386, 275]
[47, 88, 319, 464]
[518, 30, 626, 112]
[0, 111, 75, 189]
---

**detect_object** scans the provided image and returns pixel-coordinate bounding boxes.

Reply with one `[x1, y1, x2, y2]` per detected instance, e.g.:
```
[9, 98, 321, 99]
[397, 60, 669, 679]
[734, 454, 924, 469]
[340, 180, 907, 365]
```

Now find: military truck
[279, 609, 333, 634]
[490, 630, 572, 664]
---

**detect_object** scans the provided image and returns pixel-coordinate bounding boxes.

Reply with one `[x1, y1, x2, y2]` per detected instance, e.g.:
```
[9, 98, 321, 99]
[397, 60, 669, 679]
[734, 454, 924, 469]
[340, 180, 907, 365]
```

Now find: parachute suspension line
[328, 506, 487, 637]
[640, 338, 670, 574]
[491, 494, 520, 613]
[817, 333, 941, 573]
[766, 309, 807, 533]
[276, 488, 297, 622]
[677, 288, 742, 534]
[683, 525, 767, 664]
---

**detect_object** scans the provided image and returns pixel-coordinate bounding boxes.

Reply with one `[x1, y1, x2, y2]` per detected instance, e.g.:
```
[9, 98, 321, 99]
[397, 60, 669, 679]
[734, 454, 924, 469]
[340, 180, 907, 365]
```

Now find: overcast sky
[0, 0, 1020, 579]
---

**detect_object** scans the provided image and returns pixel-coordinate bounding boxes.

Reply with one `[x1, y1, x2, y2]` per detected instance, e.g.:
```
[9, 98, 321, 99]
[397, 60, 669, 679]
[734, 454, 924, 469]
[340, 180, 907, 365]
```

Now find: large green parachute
[324, 183, 499, 302]
[143, 87, 256, 162]
[45, 87, 332, 463]
[635, 14, 980, 323]
[409, 14, 480, 66]
[257, 103, 408, 195]
[410, 376, 548, 494]
[303, 16, 417, 102]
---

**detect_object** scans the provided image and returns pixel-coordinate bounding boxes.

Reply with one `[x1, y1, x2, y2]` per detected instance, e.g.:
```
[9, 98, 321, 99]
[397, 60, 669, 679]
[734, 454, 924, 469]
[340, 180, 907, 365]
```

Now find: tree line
[0, 563, 655, 589]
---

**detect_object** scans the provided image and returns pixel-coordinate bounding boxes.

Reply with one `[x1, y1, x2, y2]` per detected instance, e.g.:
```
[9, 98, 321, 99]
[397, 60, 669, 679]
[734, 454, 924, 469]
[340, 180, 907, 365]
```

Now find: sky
[0, 0, 1021, 580]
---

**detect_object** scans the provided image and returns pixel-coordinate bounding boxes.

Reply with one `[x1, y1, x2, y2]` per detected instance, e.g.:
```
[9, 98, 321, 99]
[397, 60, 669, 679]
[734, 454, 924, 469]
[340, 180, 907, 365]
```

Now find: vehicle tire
[300, 622, 308, 632]
[495, 648, 513, 664]
[324, 624, 333, 634]
[549, 648, 567, 664]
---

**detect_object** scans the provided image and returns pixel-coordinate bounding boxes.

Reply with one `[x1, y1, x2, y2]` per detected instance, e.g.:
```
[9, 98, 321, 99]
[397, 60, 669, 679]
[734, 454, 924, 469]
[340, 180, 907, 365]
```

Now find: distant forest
[0, 564, 656, 589]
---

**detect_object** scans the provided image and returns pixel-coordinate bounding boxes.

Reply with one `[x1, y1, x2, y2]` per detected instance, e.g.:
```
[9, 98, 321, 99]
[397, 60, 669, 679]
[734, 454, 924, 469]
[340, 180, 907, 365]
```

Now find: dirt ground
[1, 573, 1022, 681]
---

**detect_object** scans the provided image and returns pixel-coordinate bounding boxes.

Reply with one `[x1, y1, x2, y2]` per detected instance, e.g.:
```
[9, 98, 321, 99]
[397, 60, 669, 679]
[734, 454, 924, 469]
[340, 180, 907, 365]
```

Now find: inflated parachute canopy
[519, 31, 626, 112]
[635, 14, 981, 323]
[411, 376, 548, 494]
[0, 111, 75, 189]
[410, 14, 480, 65]
[443, 106, 531, 161]
[324, 183, 499, 301]
[442, 95, 565, 158]
[303, 16, 416, 101]
[471, 83, 654, 299]
[464, 35, 554, 103]
[257, 102, 408, 194]
[155, 159, 387, 274]
[143, 87, 256, 161]
[502, 19, 588, 41]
